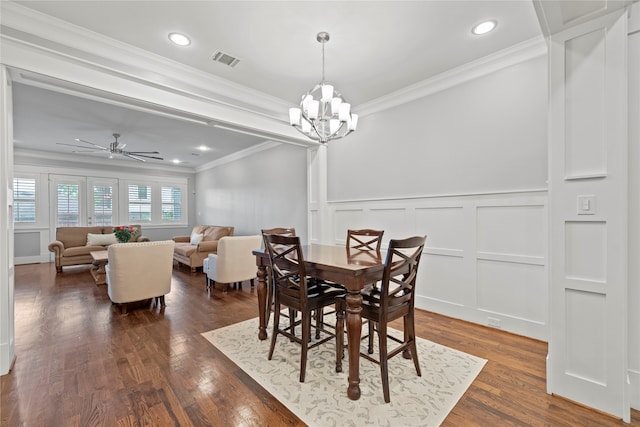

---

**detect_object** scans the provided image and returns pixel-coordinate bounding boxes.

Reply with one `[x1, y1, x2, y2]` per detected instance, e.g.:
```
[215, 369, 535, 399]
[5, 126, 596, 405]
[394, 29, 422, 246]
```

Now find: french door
[49, 174, 119, 228]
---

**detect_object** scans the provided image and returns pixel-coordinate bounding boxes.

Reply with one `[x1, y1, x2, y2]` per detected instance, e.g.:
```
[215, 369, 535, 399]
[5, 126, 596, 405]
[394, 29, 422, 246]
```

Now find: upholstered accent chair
[172, 225, 234, 272]
[106, 240, 175, 314]
[203, 235, 263, 291]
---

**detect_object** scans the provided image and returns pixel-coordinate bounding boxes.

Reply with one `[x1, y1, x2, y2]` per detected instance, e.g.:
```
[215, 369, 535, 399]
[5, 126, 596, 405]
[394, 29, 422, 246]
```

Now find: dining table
[253, 243, 386, 401]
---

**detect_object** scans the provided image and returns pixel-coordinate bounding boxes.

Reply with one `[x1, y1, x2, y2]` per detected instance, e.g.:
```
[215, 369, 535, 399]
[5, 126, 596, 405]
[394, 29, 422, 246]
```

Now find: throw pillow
[190, 233, 204, 245]
[86, 233, 119, 246]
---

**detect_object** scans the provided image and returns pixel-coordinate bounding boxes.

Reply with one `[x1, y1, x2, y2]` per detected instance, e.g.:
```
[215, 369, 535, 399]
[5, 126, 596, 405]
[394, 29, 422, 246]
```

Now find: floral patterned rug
[201, 317, 486, 427]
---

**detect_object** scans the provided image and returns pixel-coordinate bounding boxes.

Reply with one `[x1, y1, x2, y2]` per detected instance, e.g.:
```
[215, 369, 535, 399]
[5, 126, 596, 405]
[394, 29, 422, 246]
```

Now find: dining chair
[346, 229, 384, 252]
[335, 235, 426, 402]
[261, 227, 298, 332]
[264, 234, 346, 382]
[346, 229, 384, 347]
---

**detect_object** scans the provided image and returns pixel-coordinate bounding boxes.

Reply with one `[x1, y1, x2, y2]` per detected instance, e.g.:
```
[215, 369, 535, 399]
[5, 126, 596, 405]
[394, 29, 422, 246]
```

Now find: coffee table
[90, 250, 108, 285]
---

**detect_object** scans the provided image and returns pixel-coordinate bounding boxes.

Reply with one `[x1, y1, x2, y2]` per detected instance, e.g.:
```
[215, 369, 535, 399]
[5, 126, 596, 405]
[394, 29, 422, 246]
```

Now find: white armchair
[204, 235, 262, 291]
[106, 240, 175, 314]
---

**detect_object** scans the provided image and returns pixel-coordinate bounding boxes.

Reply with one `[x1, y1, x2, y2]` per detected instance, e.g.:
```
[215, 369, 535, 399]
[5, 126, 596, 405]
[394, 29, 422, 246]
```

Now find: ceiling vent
[210, 50, 240, 67]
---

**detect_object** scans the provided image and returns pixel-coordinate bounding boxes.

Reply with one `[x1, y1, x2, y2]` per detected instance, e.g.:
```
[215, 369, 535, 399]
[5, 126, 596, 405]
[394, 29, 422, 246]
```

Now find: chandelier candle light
[289, 32, 358, 143]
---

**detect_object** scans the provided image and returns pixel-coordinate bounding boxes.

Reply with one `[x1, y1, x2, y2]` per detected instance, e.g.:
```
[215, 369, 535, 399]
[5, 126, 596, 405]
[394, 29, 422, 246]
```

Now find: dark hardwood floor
[2, 262, 639, 426]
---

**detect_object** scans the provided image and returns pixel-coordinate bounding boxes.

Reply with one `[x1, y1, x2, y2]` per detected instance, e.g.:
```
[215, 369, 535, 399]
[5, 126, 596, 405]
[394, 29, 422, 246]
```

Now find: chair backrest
[347, 229, 384, 251]
[263, 234, 308, 302]
[213, 235, 263, 283]
[106, 240, 175, 303]
[379, 235, 426, 315]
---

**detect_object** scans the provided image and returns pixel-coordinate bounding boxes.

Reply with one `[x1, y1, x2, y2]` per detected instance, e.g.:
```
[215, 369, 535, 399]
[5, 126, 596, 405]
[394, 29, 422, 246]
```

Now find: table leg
[256, 264, 268, 340]
[345, 290, 363, 400]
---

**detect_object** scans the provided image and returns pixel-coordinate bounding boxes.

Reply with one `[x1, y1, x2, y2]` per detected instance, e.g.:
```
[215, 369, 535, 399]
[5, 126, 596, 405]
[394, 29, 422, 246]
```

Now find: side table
[90, 250, 109, 285]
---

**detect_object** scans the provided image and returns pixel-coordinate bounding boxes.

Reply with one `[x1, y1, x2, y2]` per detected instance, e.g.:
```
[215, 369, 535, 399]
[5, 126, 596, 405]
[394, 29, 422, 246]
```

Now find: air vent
[210, 50, 240, 67]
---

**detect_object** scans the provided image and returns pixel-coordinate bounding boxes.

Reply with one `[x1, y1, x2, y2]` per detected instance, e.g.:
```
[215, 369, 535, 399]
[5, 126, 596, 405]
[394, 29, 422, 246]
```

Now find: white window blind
[128, 184, 152, 222]
[161, 186, 182, 222]
[93, 185, 113, 226]
[13, 178, 36, 223]
[57, 183, 80, 226]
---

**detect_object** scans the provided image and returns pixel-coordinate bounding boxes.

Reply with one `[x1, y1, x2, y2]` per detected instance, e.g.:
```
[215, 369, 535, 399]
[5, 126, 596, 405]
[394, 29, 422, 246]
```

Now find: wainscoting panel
[14, 228, 50, 265]
[565, 288, 607, 385]
[325, 191, 548, 341]
[477, 259, 547, 324]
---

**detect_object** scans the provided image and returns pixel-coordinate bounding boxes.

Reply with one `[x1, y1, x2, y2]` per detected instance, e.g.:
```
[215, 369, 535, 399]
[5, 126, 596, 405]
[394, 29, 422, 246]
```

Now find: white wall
[311, 42, 550, 340]
[195, 142, 308, 239]
[328, 54, 548, 201]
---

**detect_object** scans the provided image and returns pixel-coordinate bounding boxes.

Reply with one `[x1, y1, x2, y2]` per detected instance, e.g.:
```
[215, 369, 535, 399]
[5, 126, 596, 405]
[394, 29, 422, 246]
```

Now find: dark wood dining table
[253, 244, 385, 400]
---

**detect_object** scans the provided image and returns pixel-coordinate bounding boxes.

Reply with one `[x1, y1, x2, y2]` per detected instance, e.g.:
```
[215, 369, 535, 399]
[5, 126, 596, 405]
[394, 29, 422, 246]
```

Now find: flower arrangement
[113, 225, 137, 243]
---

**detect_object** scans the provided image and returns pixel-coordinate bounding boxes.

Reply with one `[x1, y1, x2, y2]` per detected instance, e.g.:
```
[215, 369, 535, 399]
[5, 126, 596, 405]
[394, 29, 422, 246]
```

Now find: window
[57, 183, 80, 226]
[128, 184, 152, 222]
[161, 186, 182, 222]
[13, 177, 36, 223]
[93, 184, 114, 226]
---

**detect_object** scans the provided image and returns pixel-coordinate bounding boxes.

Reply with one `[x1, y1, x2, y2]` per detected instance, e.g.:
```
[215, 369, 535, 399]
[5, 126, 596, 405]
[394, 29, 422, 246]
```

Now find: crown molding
[1, 2, 291, 117]
[196, 141, 281, 173]
[356, 36, 547, 117]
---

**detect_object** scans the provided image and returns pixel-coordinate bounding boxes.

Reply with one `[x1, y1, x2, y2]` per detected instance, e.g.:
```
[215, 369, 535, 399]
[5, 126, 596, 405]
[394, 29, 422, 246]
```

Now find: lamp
[289, 32, 358, 144]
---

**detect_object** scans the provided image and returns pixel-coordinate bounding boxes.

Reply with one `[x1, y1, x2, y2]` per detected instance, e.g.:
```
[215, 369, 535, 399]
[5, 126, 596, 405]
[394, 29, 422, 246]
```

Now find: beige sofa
[172, 225, 234, 272]
[48, 225, 149, 272]
[106, 240, 175, 314]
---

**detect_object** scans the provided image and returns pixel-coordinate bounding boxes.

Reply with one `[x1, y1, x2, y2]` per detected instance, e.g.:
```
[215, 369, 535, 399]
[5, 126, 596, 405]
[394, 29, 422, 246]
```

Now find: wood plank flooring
[2, 262, 639, 426]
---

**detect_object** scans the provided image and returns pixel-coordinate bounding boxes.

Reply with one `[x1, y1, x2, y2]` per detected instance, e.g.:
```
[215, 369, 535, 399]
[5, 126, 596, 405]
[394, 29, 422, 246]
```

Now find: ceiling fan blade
[57, 142, 105, 150]
[123, 153, 146, 162]
[126, 151, 161, 155]
[124, 152, 163, 160]
[75, 138, 108, 150]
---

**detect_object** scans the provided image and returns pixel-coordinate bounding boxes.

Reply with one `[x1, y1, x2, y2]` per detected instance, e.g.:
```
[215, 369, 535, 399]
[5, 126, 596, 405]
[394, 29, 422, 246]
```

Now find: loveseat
[172, 225, 234, 272]
[48, 225, 149, 272]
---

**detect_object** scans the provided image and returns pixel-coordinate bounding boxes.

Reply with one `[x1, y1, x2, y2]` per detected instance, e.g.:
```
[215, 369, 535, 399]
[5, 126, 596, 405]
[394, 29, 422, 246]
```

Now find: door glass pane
[93, 185, 113, 226]
[161, 186, 182, 222]
[128, 184, 151, 222]
[57, 184, 80, 226]
[13, 178, 36, 223]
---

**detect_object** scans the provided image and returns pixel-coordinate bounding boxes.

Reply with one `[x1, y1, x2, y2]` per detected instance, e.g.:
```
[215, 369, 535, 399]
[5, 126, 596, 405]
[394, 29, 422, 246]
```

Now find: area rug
[201, 318, 486, 427]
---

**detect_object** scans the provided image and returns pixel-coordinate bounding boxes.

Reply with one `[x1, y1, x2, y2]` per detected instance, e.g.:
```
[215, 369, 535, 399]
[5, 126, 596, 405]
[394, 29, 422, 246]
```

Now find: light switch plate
[577, 195, 596, 215]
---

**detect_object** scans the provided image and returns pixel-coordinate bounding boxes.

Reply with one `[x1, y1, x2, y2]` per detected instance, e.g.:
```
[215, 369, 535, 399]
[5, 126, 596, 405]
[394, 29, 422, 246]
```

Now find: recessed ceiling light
[472, 20, 497, 36]
[168, 32, 191, 46]
[196, 145, 211, 151]
[172, 159, 182, 164]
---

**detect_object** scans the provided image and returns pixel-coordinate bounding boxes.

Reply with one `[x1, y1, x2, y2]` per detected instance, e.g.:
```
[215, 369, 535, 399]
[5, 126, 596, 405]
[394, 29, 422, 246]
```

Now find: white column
[307, 144, 332, 244]
[0, 65, 15, 375]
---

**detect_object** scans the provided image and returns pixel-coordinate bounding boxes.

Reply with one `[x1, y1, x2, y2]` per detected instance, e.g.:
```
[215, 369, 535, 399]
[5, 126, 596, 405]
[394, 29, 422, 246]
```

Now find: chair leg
[315, 307, 323, 339]
[378, 322, 391, 403]
[368, 321, 375, 354]
[250, 278, 255, 288]
[268, 300, 280, 361]
[159, 295, 166, 308]
[335, 301, 344, 373]
[405, 312, 421, 376]
[300, 311, 311, 382]
[289, 308, 296, 341]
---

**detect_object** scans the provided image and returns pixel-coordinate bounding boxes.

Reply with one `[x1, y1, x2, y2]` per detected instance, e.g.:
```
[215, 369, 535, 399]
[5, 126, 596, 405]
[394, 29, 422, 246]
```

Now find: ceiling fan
[57, 133, 164, 162]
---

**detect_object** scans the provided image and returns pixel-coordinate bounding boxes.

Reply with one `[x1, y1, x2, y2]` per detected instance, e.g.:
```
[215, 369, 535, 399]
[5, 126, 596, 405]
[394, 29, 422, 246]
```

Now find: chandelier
[289, 32, 358, 144]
